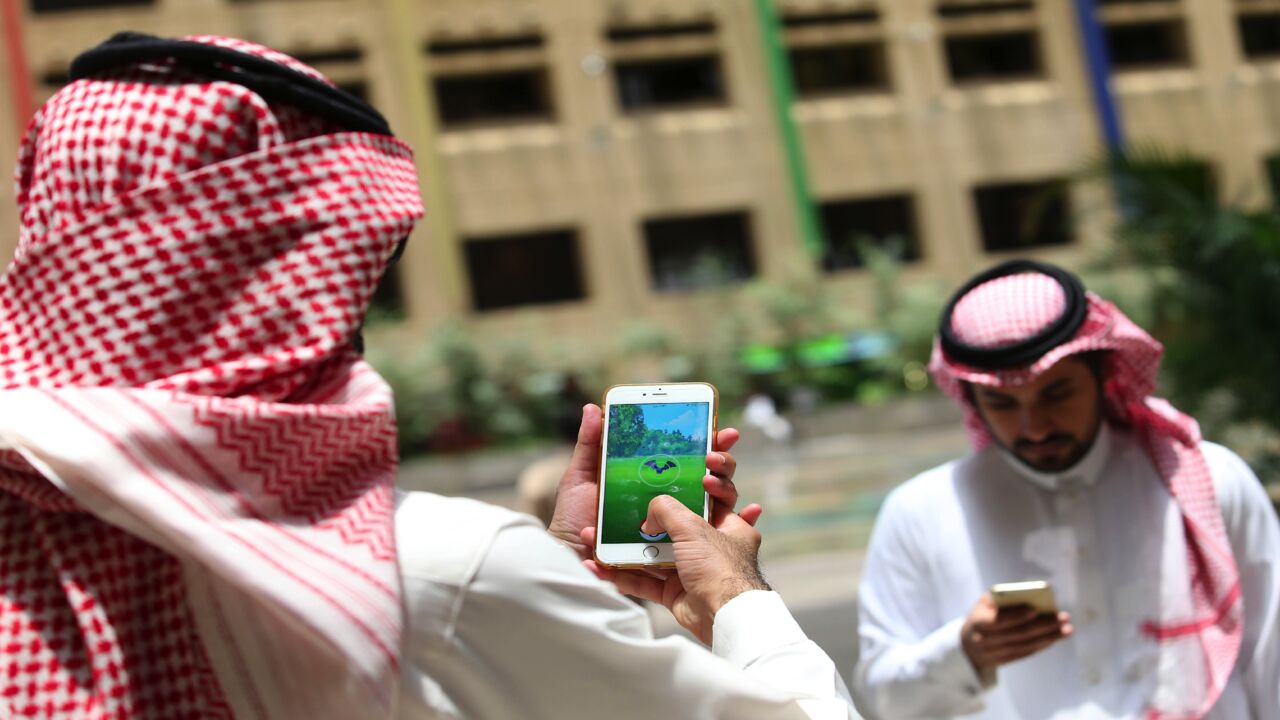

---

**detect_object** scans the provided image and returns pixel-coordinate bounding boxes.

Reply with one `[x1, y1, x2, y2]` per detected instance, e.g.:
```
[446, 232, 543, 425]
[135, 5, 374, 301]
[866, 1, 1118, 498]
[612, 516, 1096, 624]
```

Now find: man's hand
[581, 495, 767, 645]
[546, 403, 744, 558]
[960, 594, 1072, 676]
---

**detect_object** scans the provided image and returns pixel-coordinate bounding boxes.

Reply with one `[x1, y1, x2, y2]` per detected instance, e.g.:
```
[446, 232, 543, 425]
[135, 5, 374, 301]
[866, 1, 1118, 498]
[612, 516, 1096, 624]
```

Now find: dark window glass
[1118, 157, 1215, 220]
[336, 82, 369, 101]
[1267, 155, 1280, 205]
[427, 35, 543, 55]
[819, 196, 921, 271]
[783, 10, 879, 27]
[606, 22, 716, 42]
[1240, 13, 1280, 59]
[40, 71, 70, 88]
[1105, 21, 1190, 69]
[369, 265, 405, 320]
[30, 0, 151, 11]
[973, 180, 1072, 252]
[643, 212, 756, 291]
[290, 48, 363, 65]
[464, 230, 585, 311]
[944, 32, 1041, 82]
[614, 56, 726, 111]
[790, 43, 889, 96]
[434, 69, 553, 127]
[937, 1, 1033, 18]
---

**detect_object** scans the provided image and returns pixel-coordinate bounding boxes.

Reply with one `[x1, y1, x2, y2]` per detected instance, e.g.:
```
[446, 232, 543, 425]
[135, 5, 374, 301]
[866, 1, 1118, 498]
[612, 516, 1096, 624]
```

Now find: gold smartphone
[991, 580, 1058, 615]
[593, 382, 718, 568]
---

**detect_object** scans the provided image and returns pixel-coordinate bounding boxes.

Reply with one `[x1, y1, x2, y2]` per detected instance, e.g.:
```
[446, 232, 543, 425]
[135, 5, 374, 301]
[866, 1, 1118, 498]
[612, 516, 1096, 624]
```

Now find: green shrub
[1083, 148, 1280, 478]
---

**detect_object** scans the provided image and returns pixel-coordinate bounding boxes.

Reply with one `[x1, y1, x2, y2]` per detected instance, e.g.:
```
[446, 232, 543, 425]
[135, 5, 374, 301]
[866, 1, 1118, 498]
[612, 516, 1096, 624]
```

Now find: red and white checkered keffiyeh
[0, 36, 422, 718]
[930, 270, 1243, 719]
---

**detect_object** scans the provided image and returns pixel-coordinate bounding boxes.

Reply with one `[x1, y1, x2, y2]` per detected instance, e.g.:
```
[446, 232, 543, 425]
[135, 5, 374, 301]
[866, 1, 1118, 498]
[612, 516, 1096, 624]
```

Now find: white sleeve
[1207, 445, 1280, 720]
[851, 491, 988, 719]
[427, 524, 855, 720]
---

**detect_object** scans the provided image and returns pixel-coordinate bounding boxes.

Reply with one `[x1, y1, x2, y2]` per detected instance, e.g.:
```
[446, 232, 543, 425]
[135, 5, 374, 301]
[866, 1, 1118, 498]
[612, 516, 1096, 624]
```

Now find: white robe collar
[998, 422, 1113, 492]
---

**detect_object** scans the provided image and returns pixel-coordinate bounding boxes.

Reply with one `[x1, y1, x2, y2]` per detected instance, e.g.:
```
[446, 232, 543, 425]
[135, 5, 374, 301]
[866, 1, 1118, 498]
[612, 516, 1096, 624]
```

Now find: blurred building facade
[3, 0, 1280, 355]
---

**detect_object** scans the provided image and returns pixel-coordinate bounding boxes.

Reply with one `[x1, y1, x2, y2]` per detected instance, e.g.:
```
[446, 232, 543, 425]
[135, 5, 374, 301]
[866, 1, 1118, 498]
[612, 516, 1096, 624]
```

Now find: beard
[1009, 433, 1093, 473]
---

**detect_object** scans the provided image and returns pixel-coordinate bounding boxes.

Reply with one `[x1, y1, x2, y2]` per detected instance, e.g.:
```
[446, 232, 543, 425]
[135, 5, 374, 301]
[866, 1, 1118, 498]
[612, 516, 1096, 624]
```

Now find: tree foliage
[1095, 148, 1280, 433]
[606, 405, 702, 459]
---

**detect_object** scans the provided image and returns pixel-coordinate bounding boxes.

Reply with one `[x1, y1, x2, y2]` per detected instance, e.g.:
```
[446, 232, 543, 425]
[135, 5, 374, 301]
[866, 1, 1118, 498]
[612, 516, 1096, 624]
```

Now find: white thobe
[852, 424, 1280, 719]
[394, 491, 857, 719]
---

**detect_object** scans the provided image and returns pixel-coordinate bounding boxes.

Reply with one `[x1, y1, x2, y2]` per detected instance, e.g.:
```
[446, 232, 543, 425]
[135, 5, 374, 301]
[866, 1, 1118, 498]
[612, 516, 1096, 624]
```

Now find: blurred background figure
[517, 373, 589, 525]
[3, 0, 1279, 684]
[743, 382, 797, 507]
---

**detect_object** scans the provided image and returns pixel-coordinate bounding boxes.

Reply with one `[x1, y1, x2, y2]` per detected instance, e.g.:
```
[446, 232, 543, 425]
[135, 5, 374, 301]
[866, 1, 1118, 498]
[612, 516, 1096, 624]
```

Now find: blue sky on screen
[639, 402, 708, 443]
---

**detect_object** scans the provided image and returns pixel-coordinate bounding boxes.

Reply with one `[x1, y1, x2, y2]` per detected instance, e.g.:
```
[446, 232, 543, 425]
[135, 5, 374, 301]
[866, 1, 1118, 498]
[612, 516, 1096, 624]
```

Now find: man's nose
[1020, 405, 1054, 441]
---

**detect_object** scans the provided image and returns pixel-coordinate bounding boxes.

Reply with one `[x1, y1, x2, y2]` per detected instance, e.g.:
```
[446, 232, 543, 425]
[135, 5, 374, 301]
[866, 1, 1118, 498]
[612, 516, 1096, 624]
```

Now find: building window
[606, 21, 717, 42]
[29, 0, 152, 11]
[1239, 12, 1280, 59]
[973, 179, 1072, 252]
[369, 266, 406, 321]
[1266, 154, 1280, 204]
[336, 82, 370, 102]
[428, 33, 555, 128]
[463, 230, 586, 311]
[1120, 157, 1216, 218]
[819, 195, 921, 271]
[435, 70, 554, 126]
[937, 2, 1043, 83]
[1104, 22, 1190, 69]
[290, 48, 363, 65]
[783, 10, 890, 96]
[1097, 1, 1190, 70]
[427, 36, 544, 54]
[944, 32, 1041, 82]
[643, 212, 756, 292]
[614, 57, 725, 110]
[607, 20, 728, 112]
[39, 70, 69, 91]
[287, 47, 372, 114]
[790, 43, 889, 96]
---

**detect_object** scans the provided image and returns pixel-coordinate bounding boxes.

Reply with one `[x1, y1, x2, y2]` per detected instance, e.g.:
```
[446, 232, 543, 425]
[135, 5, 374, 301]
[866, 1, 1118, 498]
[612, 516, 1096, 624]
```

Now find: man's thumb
[566, 404, 602, 475]
[641, 495, 702, 539]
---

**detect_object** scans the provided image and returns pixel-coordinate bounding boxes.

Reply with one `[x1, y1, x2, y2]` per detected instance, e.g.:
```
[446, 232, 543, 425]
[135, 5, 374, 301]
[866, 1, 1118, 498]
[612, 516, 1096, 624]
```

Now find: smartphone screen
[600, 401, 711, 544]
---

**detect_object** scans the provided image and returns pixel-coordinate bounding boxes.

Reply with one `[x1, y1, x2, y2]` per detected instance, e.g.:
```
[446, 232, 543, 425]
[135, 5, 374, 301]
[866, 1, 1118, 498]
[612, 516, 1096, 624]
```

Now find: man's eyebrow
[977, 387, 1015, 401]
[1040, 378, 1073, 396]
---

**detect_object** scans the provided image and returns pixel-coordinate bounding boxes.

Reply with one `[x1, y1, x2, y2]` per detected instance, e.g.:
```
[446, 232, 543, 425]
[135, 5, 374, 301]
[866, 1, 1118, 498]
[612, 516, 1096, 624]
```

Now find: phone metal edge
[593, 382, 718, 569]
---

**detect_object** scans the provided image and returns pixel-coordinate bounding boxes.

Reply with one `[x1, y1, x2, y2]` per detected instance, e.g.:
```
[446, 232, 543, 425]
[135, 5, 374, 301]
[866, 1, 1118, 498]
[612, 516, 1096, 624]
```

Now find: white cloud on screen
[665, 410, 694, 428]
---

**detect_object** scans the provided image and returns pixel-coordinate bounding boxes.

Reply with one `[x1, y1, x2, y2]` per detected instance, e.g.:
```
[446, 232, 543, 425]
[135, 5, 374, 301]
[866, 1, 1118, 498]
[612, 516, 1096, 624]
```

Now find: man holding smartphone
[851, 260, 1280, 719]
[0, 32, 856, 718]
[398, 404, 859, 718]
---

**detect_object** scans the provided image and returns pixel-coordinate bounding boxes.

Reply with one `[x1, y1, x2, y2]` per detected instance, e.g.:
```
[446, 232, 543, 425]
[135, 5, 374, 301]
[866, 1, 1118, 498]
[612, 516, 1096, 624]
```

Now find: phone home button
[642, 545, 660, 559]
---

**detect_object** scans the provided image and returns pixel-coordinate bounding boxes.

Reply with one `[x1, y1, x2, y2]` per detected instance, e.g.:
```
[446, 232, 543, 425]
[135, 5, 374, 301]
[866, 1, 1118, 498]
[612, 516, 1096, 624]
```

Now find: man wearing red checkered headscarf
[0, 32, 871, 720]
[0, 32, 422, 719]
[852, 260, 1280, 720]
